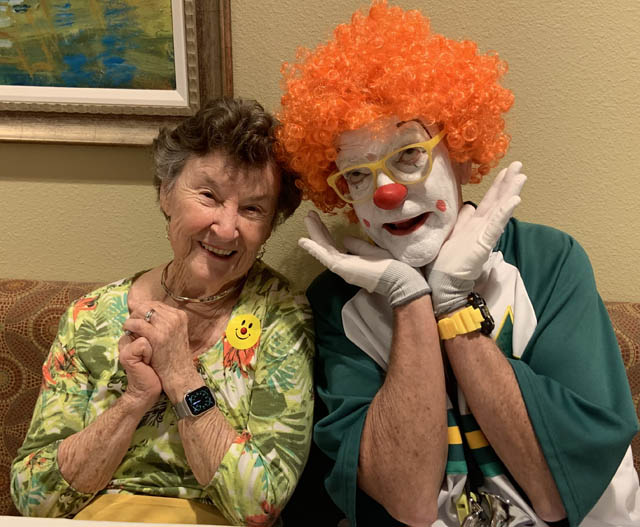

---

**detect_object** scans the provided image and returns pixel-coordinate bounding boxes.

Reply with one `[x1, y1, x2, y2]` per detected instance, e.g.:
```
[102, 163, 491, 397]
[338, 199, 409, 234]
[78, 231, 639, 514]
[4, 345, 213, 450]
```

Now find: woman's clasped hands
[119, 302, 194, 406]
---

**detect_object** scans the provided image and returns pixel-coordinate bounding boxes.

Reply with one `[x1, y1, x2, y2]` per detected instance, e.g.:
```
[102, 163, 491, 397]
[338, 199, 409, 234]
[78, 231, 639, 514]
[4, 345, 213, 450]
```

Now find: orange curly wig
[277, 1, 514, 216]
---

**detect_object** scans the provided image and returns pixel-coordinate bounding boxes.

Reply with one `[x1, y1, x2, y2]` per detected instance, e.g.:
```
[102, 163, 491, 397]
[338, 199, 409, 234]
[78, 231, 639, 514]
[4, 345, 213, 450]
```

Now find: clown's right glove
[299, 211, 430, 308]
[427, 161, 527, 316]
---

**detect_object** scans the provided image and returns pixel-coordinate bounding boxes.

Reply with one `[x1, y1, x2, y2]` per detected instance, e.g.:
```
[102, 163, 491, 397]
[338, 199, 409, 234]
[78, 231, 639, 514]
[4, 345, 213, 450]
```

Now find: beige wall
[1, 0, 639, 300]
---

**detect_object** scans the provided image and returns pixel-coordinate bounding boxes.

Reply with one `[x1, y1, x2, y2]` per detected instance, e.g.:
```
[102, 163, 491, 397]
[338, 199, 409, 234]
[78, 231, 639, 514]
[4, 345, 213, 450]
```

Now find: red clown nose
[373, 183, 408, 210]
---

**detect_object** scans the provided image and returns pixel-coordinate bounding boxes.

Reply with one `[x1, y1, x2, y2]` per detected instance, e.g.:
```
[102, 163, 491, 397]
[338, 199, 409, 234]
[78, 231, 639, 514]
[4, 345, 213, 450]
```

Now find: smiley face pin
[225, 314, 261, 350]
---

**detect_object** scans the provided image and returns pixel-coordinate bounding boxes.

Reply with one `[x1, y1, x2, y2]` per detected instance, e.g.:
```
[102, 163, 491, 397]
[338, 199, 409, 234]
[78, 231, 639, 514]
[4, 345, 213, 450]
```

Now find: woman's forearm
[179, 409, 237, 485]
[163, 368, 236, 485]
[57, 393, 153, 493]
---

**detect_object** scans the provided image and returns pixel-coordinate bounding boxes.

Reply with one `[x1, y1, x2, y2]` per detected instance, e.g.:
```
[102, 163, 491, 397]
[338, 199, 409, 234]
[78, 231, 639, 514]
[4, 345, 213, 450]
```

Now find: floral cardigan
[11, 261, 315, 526]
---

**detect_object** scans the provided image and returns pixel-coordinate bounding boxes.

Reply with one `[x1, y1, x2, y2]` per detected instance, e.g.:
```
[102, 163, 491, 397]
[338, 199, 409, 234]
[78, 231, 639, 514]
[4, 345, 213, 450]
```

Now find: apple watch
[173, 385, 216, 420]
[437, 292, 495, 340]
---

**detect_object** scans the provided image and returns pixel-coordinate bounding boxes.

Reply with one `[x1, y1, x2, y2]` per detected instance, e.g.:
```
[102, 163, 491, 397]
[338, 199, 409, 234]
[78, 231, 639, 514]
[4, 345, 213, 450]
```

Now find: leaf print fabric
[10, 262, 315, 526]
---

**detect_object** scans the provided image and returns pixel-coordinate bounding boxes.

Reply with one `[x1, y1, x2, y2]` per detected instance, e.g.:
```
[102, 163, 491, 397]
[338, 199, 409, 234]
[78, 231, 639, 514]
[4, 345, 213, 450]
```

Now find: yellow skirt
[74, 493, 233, 525]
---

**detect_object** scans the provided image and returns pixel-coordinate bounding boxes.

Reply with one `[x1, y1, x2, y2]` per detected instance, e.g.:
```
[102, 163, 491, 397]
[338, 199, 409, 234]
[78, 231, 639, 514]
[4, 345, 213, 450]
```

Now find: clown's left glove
[427, 161, 526, 316]
[299, 211, 430, 308]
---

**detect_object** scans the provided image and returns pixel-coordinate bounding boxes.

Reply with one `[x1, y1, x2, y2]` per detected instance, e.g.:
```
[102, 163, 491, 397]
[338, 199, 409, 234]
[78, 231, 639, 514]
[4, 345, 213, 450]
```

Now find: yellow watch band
[437, 306, 485, 340]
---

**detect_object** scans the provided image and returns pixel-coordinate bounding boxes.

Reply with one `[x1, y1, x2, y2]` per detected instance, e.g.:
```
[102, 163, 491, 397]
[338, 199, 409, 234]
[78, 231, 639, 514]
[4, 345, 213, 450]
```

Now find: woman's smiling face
[160, 151, 279, 298]
[335, 117, 463, 267]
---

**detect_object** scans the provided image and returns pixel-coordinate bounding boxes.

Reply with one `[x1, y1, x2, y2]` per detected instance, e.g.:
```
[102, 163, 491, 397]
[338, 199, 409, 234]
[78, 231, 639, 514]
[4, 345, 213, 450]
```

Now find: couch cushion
[0, 279, 100, 515]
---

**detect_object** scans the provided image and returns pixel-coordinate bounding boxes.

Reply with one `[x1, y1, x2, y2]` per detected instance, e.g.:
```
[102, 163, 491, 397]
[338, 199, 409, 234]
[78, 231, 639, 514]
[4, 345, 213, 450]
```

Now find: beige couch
[1, 278, 639, 516]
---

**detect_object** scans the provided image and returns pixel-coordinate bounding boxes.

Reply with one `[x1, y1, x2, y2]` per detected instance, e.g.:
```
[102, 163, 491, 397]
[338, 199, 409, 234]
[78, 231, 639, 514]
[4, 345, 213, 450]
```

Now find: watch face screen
[185, 386, 215, 416]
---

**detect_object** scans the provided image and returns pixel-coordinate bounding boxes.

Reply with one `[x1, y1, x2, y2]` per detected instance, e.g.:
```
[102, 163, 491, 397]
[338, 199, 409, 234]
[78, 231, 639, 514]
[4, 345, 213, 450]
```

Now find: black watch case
[185, 386, 216, 416]
[467, 292, 495, 336]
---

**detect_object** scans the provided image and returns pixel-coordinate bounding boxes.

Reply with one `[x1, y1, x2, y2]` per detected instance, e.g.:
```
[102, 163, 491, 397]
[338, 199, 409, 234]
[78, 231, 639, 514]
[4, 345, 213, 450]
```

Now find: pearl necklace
[160, 262, 241, 304]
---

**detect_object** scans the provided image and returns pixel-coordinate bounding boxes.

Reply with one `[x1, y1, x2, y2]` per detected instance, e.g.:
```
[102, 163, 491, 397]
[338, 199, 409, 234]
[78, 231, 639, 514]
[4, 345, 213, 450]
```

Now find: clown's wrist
[380, 261, 431, 308]
[428, 271, 474, 317]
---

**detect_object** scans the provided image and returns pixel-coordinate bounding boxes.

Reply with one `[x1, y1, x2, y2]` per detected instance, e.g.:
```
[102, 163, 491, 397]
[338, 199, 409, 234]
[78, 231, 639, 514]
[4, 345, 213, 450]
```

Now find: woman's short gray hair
[152, 97, 301, 227]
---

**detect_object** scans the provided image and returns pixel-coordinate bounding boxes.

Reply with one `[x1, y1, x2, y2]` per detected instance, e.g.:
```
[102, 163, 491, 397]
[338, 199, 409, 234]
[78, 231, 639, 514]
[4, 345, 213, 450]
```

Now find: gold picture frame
[0, 0, 232, 145]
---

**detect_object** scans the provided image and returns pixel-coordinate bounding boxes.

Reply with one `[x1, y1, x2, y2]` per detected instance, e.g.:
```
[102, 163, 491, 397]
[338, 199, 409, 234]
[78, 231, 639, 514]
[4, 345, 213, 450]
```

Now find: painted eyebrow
[335, 120, 430, 158]
[396, 119, 434, 139]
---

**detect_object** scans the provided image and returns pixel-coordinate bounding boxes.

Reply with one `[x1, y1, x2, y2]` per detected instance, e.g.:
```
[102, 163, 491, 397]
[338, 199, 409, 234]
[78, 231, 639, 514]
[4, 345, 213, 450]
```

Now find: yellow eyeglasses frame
[327, 129, 446, 204]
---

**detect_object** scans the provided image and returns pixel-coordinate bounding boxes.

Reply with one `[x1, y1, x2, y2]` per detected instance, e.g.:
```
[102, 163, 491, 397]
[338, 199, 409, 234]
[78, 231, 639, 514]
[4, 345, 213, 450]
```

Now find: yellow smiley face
[225, 314, 261, 350]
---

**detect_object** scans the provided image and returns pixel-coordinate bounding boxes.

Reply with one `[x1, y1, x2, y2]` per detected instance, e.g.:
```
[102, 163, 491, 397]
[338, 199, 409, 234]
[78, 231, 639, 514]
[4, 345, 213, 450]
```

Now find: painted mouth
[200, 241, 236, 258]
[234, 329, 249, 340]
[383, 212, 429, 236]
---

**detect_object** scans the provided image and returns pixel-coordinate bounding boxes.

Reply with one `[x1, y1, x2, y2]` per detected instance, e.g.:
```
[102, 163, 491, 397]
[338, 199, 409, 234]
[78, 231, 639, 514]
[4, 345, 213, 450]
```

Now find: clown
[278, 2, 640, 527]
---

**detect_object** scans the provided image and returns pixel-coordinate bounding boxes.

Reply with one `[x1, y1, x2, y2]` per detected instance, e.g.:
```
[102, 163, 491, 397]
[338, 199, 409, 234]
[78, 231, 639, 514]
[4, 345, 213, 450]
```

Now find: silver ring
[124, 329, 133, 337]
[144, 308, 156, 323]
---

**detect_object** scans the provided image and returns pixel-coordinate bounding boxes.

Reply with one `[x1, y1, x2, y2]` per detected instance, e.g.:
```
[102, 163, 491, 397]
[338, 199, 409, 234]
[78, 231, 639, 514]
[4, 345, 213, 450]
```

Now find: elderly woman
[10, 98, 314, 526]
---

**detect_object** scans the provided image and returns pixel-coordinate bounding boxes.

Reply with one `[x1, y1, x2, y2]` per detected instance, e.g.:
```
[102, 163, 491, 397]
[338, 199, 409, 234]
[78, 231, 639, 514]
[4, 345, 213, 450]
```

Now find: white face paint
[336, 117, 461, 267]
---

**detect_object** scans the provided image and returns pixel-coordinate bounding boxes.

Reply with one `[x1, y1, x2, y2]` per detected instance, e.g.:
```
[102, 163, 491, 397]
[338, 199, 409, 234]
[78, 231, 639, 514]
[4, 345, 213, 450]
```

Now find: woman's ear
[452, 160, 472, 185]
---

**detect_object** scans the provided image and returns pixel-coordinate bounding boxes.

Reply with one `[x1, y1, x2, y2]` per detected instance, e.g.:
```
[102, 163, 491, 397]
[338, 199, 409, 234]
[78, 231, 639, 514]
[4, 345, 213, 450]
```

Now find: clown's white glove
[427, 161, 527, 316]
[299, 211, 430, 308]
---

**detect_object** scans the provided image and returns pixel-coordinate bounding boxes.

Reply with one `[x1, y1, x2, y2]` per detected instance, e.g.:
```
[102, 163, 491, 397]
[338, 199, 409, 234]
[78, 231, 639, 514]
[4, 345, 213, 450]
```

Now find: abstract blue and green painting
[0, 0, 176, 89]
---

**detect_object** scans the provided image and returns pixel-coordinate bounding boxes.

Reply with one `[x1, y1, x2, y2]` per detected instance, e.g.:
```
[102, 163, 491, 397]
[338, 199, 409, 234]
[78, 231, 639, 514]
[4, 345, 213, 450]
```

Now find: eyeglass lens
[337, 144, 432, 201]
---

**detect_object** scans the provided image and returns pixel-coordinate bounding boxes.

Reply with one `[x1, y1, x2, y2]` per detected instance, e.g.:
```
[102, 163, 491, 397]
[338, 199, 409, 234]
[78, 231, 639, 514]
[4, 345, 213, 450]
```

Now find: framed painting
[0, 0, 232, 145]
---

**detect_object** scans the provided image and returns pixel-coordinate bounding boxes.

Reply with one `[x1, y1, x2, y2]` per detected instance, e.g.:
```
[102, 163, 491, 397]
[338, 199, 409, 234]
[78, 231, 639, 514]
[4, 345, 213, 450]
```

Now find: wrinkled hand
[427, 161, 526, 315]
[118, 332, 162, 406]
[299, 211, 430, 308]
[122, 302, 194, 387]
